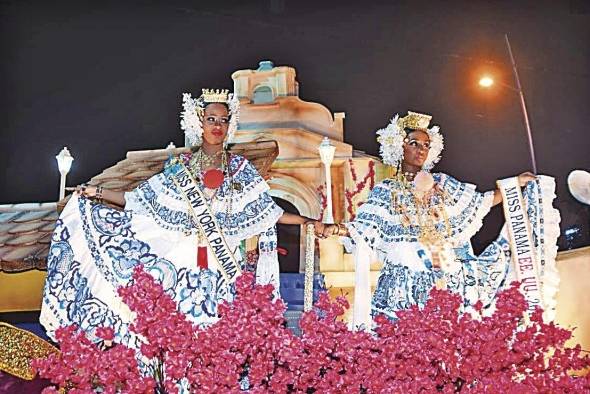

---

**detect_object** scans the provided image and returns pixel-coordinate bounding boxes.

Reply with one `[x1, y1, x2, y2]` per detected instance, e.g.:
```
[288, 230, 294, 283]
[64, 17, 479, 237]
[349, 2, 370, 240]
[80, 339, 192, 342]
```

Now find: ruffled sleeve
[124, 156, 181, 214]
[123, 173, 166, 215]
[122, 155, 195, 233]
[215, 155, 283, 243]
[343, 180, 394, 254]
[437, 173, 495, 243]
[215, 156, 283, 293]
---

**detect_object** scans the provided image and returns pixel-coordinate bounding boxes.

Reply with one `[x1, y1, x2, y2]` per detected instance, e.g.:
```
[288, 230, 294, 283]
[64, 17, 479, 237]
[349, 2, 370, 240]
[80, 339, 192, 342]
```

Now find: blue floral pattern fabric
[347, 173, 559, 321]
[41, 153, 283, 346]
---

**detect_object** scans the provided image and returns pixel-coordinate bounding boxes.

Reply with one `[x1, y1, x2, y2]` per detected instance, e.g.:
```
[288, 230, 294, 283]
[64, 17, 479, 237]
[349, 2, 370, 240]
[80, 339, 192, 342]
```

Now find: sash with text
[169, 159, 242, 287]
[497, 177, 543, 313]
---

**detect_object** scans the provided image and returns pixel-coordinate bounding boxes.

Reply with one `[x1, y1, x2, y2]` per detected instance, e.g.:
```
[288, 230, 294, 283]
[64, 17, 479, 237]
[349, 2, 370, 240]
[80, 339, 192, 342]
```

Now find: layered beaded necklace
[187, 148, 235, 228]
[392, 172, 452, 271]
[189, 149, 225, 176]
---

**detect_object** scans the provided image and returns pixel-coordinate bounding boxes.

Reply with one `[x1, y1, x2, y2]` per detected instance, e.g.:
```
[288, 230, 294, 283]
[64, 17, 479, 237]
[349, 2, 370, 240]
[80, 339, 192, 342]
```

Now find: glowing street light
[478, 34, 538, 174]
[478, 76, 494, 88]
[56, 147, 74, 200]
[478, 75, 518, 92]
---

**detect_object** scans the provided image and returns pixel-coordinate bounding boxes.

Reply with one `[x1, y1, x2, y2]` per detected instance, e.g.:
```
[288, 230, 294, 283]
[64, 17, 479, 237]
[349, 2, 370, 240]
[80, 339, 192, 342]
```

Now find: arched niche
[267, 175, 321, 219]
[272, 198, 300, 273]
[252, 85, 275, 104]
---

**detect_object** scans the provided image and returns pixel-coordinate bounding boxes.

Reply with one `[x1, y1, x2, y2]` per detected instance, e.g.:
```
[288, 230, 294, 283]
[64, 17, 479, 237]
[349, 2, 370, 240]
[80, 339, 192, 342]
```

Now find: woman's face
[201, 103, 230, 146]
[402, 129, 431, 169]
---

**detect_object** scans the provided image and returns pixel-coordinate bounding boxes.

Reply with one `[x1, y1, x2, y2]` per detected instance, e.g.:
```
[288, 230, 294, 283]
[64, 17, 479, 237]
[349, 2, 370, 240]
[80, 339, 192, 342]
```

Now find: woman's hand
[322, 224, 336, 238]
[318, 223, 348, 238]
[304, 220, 327, 239]
[518, 171, 536, 187]
[302, 220, 346, 239]
[67, 185, 126, 207]
[492, 171, 538, 206]
[69, 184, 100, 198]
[279, 213, 328, 238]
[518, 171, 537, 187]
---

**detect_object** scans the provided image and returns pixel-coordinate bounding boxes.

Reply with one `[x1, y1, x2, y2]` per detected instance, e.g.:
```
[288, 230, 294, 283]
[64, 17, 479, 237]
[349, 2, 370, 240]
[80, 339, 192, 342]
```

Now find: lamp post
[56, 147, 74, 200]
[479, 34, 538, 174]
[318, 137, 336, 224]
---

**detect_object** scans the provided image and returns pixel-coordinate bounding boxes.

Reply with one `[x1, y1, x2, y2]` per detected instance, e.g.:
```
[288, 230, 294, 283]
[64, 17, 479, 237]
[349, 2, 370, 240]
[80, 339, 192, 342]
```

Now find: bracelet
[339, 223, 348, 236]
[331, 223, 347, 236]
[331, 224, 339, 236]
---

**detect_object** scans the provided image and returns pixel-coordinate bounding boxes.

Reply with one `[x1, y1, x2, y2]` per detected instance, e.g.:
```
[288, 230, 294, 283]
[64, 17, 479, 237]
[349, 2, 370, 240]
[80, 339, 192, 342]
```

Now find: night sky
[1, 0, 589, 251]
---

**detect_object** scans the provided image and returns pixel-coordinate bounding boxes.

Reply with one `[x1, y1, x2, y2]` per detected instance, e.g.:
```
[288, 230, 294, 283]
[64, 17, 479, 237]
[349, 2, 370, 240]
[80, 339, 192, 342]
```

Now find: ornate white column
[318, 137, 336, 224]
[55, 147, 73, 200]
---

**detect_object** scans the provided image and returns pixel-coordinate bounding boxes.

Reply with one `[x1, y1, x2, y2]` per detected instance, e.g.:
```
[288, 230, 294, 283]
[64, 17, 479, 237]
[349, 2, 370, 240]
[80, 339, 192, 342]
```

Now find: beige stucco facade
[231, 61, 391, 281]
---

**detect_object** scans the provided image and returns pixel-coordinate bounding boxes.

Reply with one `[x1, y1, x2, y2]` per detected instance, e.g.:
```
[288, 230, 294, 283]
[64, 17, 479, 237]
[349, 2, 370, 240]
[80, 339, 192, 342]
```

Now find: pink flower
[32, 269, 590, 392]
[95, 326, 115, 341]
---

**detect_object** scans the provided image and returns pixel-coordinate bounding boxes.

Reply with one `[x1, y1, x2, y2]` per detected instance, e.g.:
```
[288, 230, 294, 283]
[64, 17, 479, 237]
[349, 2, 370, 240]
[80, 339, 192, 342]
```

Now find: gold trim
[0, 322, 59, 380]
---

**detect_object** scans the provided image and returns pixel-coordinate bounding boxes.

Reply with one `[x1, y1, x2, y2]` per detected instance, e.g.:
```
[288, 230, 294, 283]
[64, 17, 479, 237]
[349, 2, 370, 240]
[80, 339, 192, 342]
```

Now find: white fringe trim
[452, 190, 495, 244]
[537, 176, 561, 321]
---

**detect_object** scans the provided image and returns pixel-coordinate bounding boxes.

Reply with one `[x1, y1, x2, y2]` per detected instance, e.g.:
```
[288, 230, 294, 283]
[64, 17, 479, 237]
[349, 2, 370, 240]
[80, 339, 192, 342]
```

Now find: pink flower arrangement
[34, 267, 590, 393]
[31, 324, 156, 393]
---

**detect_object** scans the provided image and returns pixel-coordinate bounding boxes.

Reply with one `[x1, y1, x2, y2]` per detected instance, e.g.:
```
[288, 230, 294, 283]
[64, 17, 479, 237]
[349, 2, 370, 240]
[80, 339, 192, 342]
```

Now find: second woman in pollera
[323, 111, 560, 327]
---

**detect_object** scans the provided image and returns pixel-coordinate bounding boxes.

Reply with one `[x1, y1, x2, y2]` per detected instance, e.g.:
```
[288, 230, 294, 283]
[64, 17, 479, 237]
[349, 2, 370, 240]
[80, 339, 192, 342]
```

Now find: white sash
[168, 159, 242, 287]
[497, 177, 543, 313]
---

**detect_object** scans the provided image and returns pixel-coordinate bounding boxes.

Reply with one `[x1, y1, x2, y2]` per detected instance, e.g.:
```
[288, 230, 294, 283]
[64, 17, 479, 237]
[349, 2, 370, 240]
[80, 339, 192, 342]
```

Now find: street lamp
[478, 76, 494, 88]
[56, 147, 74, 200]
[479, 34, 538, 174]
[318, 137, 336, 224]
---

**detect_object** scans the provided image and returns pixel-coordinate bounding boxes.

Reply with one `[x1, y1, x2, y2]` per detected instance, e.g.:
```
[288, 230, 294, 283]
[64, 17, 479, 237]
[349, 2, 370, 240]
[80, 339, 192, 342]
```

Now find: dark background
[1, 0, 589, 251]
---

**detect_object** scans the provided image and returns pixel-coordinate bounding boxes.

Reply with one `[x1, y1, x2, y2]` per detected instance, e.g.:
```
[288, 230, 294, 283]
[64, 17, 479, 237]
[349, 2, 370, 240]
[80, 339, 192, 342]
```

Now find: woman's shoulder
[374, 173, 457, 186]
[374, 173, 463, 195]
[228, 153, 250, 174]
[432, 172, 461, 185]
[373, 177, 400, 192]
[376, 178, 396, 187]
[229, 152, 247, 166]
[228, 153, 269, 186]
[162, 152, 192, 168]
[364, 179, 395, 203]
[432, 172, 472, 189]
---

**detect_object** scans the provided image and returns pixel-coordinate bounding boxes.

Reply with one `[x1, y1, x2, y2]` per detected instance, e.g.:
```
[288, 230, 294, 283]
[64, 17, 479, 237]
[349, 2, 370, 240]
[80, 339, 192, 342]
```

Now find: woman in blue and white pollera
[324, 111, 560, 327]
[40, 89, 323, 347]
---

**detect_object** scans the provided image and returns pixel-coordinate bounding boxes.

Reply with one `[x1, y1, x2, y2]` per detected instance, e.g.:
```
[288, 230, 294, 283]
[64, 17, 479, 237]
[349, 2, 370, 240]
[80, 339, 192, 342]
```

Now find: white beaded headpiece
[180, 89, 240, 147]
[376, 111, 444, 170]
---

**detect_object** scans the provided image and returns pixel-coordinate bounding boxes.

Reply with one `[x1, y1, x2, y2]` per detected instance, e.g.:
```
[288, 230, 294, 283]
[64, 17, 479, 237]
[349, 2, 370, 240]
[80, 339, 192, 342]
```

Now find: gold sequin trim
[0, 322, 59, 380]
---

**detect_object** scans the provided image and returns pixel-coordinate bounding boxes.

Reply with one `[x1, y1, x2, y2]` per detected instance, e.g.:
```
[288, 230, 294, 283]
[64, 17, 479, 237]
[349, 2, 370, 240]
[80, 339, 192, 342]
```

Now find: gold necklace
[189, 149, 227, 175]
[188, 149, 234, 227]
[392, 177, 452, 269]
[403, 171, 416, 181]
[201, 149, 222, 168]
